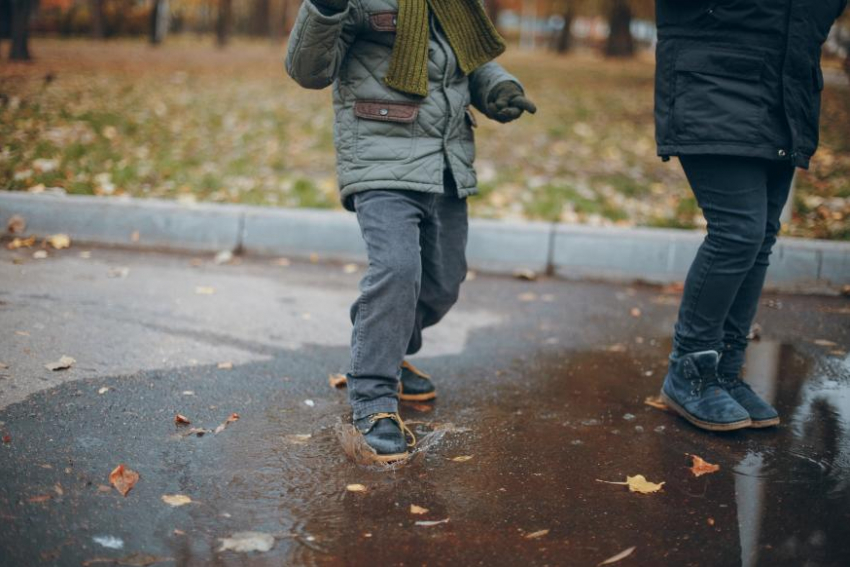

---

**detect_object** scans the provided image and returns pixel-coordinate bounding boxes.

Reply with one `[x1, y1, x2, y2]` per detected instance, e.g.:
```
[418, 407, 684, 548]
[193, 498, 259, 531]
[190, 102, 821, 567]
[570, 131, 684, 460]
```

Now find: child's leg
[348, 190, 430, 420]
[407, 187, 469, 356]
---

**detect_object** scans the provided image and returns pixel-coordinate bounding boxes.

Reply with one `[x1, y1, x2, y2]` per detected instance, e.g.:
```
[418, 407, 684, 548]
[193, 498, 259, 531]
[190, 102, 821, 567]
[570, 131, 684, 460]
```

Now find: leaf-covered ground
[1, 38, 848, 239]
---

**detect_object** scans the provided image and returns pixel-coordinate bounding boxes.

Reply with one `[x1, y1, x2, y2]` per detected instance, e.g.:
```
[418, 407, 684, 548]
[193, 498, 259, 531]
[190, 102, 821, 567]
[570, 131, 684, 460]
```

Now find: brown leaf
[644, 395, 670, 412]
[451, 455, 473, 462]
[598, 546, 636, 566]
[6, 215, 26, 234]
[525, 529, 550, 539]
[213, 413, 240, 434]
[630, 307, 642, 318]
[404, 402, 434, 413]
[346, 484, 367, 493]
[688, 454, 720, 477]
[45, 356, 76, 371]
[28, 494, 52, 503]
[174, 414, 191, 426]
[410, 504, 429, 515]
[2, 434, 10, 444]
[513, 268, 538, 281]
[328, 373, 348, 389]
[597, 475, 665, 494]
[109, 464, 139, 497]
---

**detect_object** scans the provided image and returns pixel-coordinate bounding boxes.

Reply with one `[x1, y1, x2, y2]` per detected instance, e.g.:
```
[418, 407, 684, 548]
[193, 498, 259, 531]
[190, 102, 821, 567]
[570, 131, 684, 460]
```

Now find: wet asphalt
[0, 246, 849, 567]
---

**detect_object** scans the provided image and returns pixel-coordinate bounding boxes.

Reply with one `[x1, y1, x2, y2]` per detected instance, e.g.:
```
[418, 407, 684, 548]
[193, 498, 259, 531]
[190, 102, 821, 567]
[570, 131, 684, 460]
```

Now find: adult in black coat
[655, 0, 847, 432]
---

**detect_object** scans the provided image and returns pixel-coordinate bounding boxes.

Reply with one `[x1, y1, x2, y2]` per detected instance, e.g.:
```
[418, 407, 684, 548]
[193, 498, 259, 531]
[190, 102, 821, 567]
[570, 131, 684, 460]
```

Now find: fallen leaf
[688, 454, 720, 477]
[513, 268, 537, 281]
[404, 402, 434, 413]
[28, 494, 52, 503]
[597, 475, 665, 494]
[707, 517, 715, 526]
[525, 529, 550, 539]
[6, 215, 26, 234]
[813, 339, 838, 347]
[309, 252, 320, 263]
[96, 485, 112, 493]
[328, 373, 348, 389]
[130, 231, 140, 243]
[415, 519, 449, 527]
[451, 455, 473, 462]
[304, 399, 315, 407]
[46, 234, 71, 249]
[272, 257, 291, 267]
[607, 344, 627, 353]
[108, 267, 130, 278]
[410, 504, 429, 515]
[98, 387, 110, 395]
[2, 434, 11, 444]
[45, 356, 75, 371]
[217, 361, 233, 370]
[161, 494, 192, 507]
[218, 531, 275, 553]
[195, 286, 215, 295]
[518, 292, 538, 302]
[213, 413, 240, 434]
[598, 546, 636, 566]
[33, 250, 48, 259]
[54, 483, 64, 496]
[214, 250, 233, 264]
[109, 464, 139, 497]
[7, 235, 36, 249]
[346, 484, 367, 493]
[343, 263, 358, 274]
[284, 434, 312, 444]
[630, 307, 642, 318]
[644, 396, 670, 412]
[174, 414, 191, 426]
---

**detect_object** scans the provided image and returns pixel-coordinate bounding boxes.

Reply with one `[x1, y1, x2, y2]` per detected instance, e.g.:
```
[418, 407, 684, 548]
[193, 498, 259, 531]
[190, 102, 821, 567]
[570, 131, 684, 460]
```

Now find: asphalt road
[1, 245, 849, 566]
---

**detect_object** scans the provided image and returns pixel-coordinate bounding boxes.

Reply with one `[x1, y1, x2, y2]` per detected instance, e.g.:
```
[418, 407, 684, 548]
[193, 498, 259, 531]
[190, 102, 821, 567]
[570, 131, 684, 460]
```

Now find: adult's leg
[673, 155, 772, 356]
[406, 172, 469, 356]
[348, 190, 430, 420]
[718, 162, 795, 378]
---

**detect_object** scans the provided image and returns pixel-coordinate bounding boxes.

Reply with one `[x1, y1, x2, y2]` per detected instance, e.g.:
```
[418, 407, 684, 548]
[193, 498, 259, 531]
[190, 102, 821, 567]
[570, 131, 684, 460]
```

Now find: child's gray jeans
[348, 182, 468, 420]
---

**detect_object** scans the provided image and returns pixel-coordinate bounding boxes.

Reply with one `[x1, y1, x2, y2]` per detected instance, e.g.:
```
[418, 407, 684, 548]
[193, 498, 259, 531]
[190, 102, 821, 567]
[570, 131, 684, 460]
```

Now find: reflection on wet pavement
[2, 317, 849, 565]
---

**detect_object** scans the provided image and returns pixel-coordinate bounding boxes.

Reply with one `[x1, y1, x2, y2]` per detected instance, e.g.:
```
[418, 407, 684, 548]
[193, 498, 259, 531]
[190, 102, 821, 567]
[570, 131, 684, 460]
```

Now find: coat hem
[340, 181, 478, 212]
[657, 144, 809, 169]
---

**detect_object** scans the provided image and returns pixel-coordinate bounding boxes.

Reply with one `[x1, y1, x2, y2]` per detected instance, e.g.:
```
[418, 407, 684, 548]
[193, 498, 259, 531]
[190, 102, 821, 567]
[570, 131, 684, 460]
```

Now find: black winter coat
[654, 0, 847, 169]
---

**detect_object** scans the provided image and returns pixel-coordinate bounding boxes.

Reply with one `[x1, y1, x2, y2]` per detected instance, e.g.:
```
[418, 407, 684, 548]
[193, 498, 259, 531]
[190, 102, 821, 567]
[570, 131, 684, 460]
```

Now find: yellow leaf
[688, 454, 720, 477]
[7, 236, 36, 250]
[195, 286, 215, 295]
[525, 529, 549, 539]
[410, 504, 429, 515]
[161, 494, 192, 507]
[644, 396, 670, 412]
[47, 234, 71, 250]
[597, 475, 665, 494]
[598, 546, 636, 566]
[346, 484, 367, 493]
[451, 455, 473, 462]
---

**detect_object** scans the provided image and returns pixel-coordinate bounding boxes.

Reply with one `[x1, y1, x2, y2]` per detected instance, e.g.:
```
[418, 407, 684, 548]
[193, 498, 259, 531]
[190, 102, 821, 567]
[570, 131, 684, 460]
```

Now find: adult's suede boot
[718, 374, 780, 428]
[661, 350, 752, 431]
[399, 361, 436, 402]
[353, 412, 415, 463]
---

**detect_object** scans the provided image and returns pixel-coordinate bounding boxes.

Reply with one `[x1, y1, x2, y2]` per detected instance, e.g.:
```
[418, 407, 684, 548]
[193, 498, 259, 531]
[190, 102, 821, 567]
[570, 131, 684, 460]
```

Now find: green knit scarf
[385, 0, 506, 97]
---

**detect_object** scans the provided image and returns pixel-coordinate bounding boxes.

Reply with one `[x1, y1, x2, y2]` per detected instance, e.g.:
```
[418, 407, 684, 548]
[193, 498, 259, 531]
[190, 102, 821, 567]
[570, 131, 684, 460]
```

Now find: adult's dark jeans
[673, 155, 795, 378]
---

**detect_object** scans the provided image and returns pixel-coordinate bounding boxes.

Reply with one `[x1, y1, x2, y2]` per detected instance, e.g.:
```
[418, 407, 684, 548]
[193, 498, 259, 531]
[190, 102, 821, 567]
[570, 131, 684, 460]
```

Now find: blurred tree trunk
[216, 0, 232, 47]
[605, 0, 634, 57]
[149, 0, 169, 45]
[88, 0, 105, 39]
[10, 0, 31, 60]
[269, 0, 286, 40]
[250, 0, 270, 36]
[554, 4, 575, 53]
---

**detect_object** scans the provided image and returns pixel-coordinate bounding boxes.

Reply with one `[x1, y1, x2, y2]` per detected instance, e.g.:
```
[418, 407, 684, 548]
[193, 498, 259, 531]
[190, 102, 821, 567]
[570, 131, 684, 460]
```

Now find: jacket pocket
[461, 107, 477, 163]
[369, 12, 398, 32]
[671, 48, 767, 144]
[354, 100, 419, 162]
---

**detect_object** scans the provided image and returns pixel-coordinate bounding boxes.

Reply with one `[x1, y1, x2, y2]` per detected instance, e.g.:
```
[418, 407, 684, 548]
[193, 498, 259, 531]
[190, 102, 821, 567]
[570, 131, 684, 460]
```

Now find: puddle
[1, 338, 849, 566]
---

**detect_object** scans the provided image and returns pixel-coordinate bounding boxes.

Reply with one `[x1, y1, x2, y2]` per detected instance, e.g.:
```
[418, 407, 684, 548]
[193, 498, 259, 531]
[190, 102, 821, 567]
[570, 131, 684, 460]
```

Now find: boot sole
[400, 391, 436, 402]
[750, 417, 780, 428]
[660, 390, 752, 432]
[372, 451, 410, 463]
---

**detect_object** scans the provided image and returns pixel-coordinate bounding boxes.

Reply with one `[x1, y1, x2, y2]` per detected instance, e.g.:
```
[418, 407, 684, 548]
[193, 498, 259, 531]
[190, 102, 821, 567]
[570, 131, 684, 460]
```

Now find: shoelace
[369, 412, 417, 448]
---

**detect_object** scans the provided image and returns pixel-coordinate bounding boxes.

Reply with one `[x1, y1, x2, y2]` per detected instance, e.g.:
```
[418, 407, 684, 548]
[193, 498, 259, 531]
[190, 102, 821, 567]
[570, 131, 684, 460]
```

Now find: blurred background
[1, 0, 848, 239]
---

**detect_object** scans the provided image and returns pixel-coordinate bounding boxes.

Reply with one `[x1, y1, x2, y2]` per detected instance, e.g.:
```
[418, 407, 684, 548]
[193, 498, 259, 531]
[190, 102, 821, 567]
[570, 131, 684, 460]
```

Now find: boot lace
[369, 412, 417, 448]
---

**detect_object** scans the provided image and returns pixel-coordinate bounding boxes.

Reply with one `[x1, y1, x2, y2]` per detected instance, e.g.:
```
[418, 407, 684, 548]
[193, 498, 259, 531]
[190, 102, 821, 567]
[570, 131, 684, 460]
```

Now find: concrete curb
[2, 192, 848, 293]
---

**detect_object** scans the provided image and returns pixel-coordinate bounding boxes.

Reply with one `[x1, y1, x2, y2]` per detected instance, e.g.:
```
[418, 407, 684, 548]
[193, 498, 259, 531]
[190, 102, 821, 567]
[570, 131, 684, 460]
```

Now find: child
[286, 0, 536, 461]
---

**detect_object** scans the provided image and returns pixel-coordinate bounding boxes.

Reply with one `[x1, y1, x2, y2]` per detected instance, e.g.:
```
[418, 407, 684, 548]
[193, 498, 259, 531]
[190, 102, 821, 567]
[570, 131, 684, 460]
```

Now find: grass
[1, 38, 848, 239]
